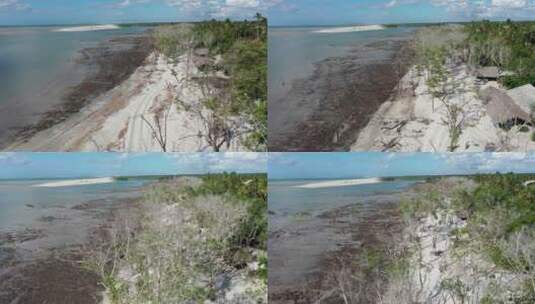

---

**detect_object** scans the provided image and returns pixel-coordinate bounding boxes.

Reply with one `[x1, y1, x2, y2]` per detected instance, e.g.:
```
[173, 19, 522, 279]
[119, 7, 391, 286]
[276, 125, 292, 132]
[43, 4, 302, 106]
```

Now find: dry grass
[86, 178, 267, 304]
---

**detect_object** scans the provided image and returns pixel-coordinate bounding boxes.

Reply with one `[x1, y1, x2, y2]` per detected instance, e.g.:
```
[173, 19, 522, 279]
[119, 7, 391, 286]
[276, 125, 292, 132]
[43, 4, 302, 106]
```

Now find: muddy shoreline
[0, 197, 143, 304]
[269, 200, 405, 304]
[268, 179, 430, 304]
[6, 33, 153, 148]
[269, 37, 415, 152]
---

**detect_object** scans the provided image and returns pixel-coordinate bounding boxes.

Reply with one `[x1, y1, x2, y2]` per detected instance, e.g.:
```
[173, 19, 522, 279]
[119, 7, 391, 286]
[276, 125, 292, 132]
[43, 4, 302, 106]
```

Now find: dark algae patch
[0, 257, 102, 304]
[15, 34, 153, 142]
[269, 38, 415, 151]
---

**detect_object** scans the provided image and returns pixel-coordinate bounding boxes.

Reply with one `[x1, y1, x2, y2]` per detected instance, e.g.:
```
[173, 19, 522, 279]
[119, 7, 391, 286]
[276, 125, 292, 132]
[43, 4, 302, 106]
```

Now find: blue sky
[269, 153, 535, 179]
[268, 0, 535, 26]
[0, 153, 267, 179]
[1, 0, 534, 26]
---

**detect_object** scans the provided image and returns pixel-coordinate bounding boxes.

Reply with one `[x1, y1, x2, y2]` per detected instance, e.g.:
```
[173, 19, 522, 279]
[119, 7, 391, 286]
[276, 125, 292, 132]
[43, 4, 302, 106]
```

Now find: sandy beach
[34, 177, 116, 188]
[5, 32, 248, 152]
[296, 177, 382, 188]
[53, 25, 121, 32]
[268, 35, 415, 151]
[313, 25, 386, 33]
[351, 63, 535, 152]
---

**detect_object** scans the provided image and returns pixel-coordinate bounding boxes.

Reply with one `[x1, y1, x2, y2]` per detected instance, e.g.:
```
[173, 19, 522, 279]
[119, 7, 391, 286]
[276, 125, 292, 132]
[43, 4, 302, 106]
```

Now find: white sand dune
[34, 177, 115, 188]
[296, 178, 382, 189]
[53, 25, 120, 32]
[6, 52, 246, 152]
[352, 63, 535, 152]
[313, 25, 385, 34]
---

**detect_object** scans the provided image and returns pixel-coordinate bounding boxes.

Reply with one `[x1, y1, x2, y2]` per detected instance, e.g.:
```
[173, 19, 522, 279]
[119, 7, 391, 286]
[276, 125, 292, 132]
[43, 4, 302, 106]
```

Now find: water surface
[0, 25, 147, 145]
[0, 177, 152, 262]
[268, 26, 415, 102]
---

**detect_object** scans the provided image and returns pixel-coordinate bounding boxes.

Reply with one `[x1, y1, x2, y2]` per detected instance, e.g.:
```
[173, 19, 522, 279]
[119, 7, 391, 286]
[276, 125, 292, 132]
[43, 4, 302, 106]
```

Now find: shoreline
[351, 62, 535, 152]
[268, 36, 415, 151]
[34, 177, 116, 188]
[7, 33, 153, 147]
[269, 198, 405, 303]
[296, 177, 382, 188]
[0, 194, 144, 304]
[313, 25, 386, 33]
[5, 26, 251, 152]
[351, 25, 535, 152]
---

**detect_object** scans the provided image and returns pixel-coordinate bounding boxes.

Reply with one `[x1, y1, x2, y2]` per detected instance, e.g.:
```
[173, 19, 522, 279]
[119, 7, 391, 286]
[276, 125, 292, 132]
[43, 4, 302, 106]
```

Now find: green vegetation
[152, 15, 267, 151]
[464, 20, 535, 88]
[398, 174, 535, 303]
[415, 21, 535, 89]
[186, 173, 267, 249]
[152, 23, 194, 59]
[414, 26, 469, 151]
[87, 174, 267, 303]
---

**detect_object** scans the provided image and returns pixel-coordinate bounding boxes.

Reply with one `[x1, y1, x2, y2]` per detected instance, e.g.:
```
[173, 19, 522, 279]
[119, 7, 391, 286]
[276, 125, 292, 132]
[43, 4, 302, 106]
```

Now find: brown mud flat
[0, 198, 143, 304]
[269, 39, 415, 152]
[11, 34, 153, 145]
[269, 201, 404, 304]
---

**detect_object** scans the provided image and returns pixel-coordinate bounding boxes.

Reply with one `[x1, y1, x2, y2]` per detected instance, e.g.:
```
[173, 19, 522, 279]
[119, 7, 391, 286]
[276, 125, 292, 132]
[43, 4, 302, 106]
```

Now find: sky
[0, 153, 267, 179]
[269, 153, 535, 179]
[1, 0, 534, 26]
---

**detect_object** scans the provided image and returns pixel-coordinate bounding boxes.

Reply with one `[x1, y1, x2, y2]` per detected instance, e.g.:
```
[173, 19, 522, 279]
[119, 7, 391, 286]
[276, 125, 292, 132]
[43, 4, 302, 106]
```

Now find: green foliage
[464, 20, 535, 88]
[449, 173, 535, 278]
[151, 15, 267, 151]
[462, 174, 535, 232]
[189, 173, 268, 250]
[440, 278, 469, 303]
[152, 24, 194, 59]
[257, 252, 268, 284]
[400, 190, 444, 219]
[191, 14, 267, 55]
[192, 15, 267, 151]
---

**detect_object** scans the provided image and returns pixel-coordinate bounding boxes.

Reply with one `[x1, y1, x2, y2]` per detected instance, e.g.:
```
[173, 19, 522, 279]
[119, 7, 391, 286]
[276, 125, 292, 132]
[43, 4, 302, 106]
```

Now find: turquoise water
[0, 26, 147, 144]
[268, 26, 416, 101]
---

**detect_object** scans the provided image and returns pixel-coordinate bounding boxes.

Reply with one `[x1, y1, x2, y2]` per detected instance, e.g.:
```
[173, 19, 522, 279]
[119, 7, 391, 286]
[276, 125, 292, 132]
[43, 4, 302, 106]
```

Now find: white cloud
[0, 0, 30, 11]
[109, 0, 150, 9]
[385, 0, 398, 8]
[439, 153, 535, 173]
[379, 0, 535, 19]
[433, 0, 535, 18]
[110, 0, 274, 18]
[226, 0, 259, 8]
[168, 153, 267, 173]
[491, 0, 527, 8]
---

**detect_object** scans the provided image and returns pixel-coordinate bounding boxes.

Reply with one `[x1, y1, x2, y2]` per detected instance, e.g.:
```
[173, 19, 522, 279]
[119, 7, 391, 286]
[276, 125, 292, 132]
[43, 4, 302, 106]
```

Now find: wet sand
[269, 191, 412, 304]
[269, 38, 415, 152]
[0, 197, 143, 304]
[1, 33, 152, 148]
